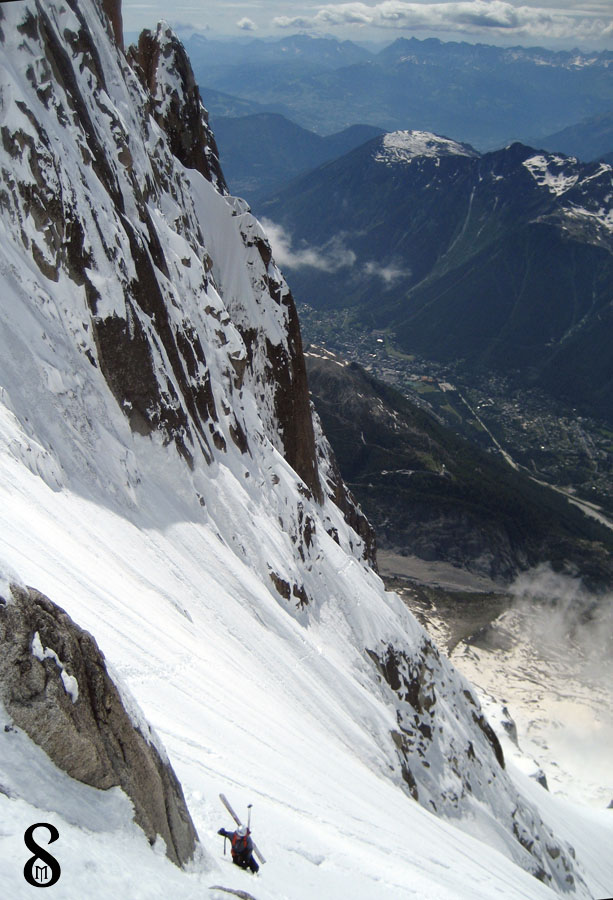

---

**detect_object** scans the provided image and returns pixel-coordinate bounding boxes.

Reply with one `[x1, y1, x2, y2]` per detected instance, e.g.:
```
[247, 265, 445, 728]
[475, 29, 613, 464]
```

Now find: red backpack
[231, 830, 249, 857]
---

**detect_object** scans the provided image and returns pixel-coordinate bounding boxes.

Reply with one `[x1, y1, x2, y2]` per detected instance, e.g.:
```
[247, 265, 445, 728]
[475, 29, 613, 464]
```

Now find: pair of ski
[219, 792, 266, 865]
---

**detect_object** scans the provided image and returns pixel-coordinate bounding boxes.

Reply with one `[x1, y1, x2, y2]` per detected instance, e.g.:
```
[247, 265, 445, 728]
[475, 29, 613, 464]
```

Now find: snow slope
[0, 1, 612, 897]
[3, 455, 612, 900]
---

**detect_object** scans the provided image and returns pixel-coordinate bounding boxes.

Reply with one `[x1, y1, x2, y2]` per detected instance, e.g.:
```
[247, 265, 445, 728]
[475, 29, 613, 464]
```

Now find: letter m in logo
[34, 864, 49, 883]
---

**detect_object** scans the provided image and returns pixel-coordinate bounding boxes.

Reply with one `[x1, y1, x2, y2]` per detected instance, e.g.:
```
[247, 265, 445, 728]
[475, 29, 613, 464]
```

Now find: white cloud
[237, 16, 258, 30]
[511, 564, 613, 678]
[261, 221, 414, 284]
[261, 219, 356, 272]
[500, 564, 613, 806]
[364, 259, 411, 285]
[272, 1, 612, 42]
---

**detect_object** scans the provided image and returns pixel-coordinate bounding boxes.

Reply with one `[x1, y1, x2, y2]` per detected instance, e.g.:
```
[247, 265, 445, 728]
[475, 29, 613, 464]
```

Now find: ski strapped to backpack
[219, 793, 266, 865]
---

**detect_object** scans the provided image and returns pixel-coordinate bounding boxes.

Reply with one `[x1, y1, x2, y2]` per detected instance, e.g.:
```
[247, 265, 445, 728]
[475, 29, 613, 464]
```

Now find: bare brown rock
[101, 0, 123, 51]
[0, 585, 199, 868]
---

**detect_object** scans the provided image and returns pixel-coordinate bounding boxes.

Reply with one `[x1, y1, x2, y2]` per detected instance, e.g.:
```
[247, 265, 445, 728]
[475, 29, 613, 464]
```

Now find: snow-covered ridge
[564, 202, 613, 233]
[374, 130, 480, 165]
[522, 152, 613, 237]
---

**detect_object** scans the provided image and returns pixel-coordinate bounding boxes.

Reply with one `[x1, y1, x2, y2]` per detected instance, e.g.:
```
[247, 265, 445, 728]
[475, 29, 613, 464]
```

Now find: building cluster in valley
[300, 304, 613, 515]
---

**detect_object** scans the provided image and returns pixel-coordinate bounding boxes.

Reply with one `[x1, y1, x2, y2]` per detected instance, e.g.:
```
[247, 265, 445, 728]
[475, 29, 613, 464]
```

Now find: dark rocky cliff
[129, 24, 325, 504]
[129, 23, 227, 192]
[0, 584, 198, 868]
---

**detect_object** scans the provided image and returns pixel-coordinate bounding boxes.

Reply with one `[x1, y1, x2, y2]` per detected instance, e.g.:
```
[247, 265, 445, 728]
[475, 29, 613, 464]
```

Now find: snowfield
[2, 446, 613, 900]
[374, 130, 479, 165]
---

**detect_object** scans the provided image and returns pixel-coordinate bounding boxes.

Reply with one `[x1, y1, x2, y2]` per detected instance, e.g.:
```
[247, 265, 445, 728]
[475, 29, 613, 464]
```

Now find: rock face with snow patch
[0, 0, 351, 524]
[366, 631, 581, 891]
[0, 583, 198, 867]
[126, 21, 327, 506]
[128, 23, 227, 193]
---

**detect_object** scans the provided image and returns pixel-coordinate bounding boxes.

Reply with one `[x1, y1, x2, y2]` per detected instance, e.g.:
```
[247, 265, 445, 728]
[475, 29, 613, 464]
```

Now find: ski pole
[248, 804, 252, 830]
[220, 793, 266, 864]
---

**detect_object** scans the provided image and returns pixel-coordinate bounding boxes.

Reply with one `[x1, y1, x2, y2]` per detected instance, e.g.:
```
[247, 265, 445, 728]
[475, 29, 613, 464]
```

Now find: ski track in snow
[3, 358, 613, 899]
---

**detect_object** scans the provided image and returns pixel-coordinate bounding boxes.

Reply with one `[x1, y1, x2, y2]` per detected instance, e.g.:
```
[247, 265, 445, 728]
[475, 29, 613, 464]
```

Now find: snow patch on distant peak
[564, 203, 613, 233]
[523, 154, 579, 196]
[304, 346, 348, 368]
[375, 130, 479, 165]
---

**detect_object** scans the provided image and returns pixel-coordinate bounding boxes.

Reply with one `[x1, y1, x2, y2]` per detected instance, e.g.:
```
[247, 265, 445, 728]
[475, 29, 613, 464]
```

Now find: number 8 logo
[23, 823, 61, 888]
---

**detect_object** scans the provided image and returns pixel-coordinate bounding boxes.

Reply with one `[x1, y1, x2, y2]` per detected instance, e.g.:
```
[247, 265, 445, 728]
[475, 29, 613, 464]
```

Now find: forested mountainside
[306, 348, 613, 587]
[261, 132, 613, 423]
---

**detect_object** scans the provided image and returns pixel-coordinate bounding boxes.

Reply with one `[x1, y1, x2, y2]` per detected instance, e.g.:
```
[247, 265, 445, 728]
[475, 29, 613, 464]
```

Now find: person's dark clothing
[218, 828, 260, 873]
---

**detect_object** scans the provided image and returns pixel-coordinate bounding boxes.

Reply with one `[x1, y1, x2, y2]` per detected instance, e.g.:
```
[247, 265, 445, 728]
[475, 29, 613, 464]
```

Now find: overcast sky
[122, 0, 613, 50]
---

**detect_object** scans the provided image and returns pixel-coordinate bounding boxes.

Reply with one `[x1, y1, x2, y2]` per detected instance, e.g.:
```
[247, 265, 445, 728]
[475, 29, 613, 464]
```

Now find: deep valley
[301, 306, 613, 518]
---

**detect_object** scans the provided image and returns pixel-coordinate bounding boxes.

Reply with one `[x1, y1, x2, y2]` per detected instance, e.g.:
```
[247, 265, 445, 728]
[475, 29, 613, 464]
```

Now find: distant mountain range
[185, 32, 373, 70]
[261, 132, 613, 423]
[189, 34, 613, 148]
[538, 109, 613, 162]
[211, 113, 383, 202]
[199, 85, 271, 119]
